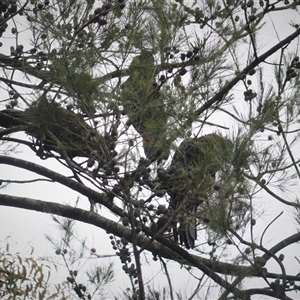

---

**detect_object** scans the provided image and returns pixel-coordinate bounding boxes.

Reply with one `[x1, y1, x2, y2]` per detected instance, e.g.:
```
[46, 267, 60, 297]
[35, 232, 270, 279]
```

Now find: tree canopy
[1, 0, 300, 299]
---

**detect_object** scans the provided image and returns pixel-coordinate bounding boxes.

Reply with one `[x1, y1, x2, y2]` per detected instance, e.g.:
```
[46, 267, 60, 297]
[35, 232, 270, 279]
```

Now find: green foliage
[86, 264, 114, 293]
[46, 217, 115, 300]
[0, 240, 67, 300]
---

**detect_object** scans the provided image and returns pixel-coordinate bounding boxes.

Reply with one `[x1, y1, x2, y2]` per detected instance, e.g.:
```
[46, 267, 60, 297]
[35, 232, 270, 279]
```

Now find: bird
[157, 133, 234, 249]
[121, 50, 169, 161]
[0, 96, 110, 160]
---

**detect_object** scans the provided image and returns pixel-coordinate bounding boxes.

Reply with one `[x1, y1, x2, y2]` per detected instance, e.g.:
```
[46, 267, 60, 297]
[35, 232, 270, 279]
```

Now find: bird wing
[121, 51, 168, 160]
[0, 99, 109, 160]
[158, 134, 233, 249]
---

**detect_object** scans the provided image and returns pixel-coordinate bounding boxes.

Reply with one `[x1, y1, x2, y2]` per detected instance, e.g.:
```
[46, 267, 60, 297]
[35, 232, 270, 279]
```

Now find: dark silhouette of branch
[0, 53, 51, 83]
[195, 27, 300, 116]
[0, 155, 122, 217]
[246, 288, 293, 300]
[261, 232, 300, 262]
[0, 193, 252, 299]
[1, 193, 299, 286]
[0, 76, 41, 90]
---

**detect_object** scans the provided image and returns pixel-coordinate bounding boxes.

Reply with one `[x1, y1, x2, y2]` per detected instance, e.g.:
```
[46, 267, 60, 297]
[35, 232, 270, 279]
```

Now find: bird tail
[157, 214, 196, 249]
[156, 201, 197, 249]
[175, 196, 204, 249]
[169, 212, 197, 249]
[178, 217, 197, 249]
[156, 196, 204, 249]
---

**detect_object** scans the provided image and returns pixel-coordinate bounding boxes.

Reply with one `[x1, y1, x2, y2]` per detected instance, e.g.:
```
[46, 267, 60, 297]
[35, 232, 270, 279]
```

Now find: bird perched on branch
[121, 50, 169, 161]
[157, 133, 234, 249]
[0, 96, 110, 160]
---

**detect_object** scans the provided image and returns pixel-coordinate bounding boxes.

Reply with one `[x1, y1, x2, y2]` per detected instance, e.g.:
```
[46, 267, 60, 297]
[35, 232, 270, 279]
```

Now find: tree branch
[195, 27, 300, 116]
[261, 232, 300, 262]
[0, 155, 123, 217]
[1, 194, 298, 285]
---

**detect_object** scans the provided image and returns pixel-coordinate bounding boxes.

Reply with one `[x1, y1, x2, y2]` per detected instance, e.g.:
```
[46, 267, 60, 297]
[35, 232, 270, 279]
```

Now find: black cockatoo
[0, 97, 109, 160]
[121, 50, 168, 161]
[157, 133, 234, 249]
